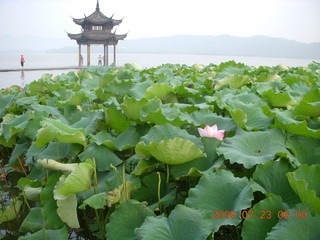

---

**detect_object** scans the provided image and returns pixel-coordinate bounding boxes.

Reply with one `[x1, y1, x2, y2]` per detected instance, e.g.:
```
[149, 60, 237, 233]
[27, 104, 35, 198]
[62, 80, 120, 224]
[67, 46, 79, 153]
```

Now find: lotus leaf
[106, 200, 155, 240]
[185, 170, 253, 232]
[18, 227, 68, 240]
[135, 205, 212, 240]
[286, 164, 320, 214]
[217, 128, 287, 168]
[0, 199, 22, 222]
[242, 195, 287, 240]
[136, 137, 204, 165]
[266, 204, 320, 240]
[54, 175, 80, 228]
[35, 118, 87, 147]
[58, 162, 94, 195]
[253, 160, 299, 206]
[37, 159, 78, 173]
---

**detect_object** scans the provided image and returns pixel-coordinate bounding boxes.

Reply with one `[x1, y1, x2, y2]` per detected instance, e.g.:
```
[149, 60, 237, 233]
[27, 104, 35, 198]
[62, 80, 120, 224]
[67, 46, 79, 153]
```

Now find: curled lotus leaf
[35, 118, 87, 147]
[58, 162, 94, 195]
[37, 159, 78, 173]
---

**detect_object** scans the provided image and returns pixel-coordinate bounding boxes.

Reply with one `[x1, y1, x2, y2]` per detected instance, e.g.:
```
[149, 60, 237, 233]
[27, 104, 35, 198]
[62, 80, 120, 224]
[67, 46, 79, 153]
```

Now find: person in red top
[20, 55, 25, 67]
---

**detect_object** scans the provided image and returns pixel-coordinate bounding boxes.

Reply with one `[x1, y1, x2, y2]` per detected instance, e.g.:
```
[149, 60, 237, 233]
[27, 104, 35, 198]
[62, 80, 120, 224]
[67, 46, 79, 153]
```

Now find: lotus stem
[157, 172, 162, 213]
[92, 157, 99, 193]
[166, 164, 170, 184]
[122, 162, 127, 201]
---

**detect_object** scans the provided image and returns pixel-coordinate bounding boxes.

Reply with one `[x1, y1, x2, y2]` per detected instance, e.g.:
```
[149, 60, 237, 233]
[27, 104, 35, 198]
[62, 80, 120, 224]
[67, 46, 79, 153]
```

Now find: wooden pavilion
[67, 0, 127, 66]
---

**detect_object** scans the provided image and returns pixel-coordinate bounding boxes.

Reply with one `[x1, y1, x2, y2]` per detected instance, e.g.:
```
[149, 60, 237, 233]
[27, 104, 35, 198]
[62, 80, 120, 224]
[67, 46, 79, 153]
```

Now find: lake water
[0, 53, 319, 89]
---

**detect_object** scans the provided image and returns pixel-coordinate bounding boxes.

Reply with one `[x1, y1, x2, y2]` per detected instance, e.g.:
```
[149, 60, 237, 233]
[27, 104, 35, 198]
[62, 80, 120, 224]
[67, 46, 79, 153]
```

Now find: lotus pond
[0, 61, 320, 240]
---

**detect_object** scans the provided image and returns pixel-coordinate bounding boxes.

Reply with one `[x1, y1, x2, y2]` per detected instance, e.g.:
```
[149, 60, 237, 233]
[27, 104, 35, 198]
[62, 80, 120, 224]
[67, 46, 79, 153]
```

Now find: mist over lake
[0, 52, 318, 89]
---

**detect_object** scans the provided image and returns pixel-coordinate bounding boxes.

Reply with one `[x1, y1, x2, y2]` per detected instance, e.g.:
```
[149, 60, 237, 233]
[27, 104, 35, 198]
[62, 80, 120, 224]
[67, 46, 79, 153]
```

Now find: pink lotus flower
[197, 124, 225, 140]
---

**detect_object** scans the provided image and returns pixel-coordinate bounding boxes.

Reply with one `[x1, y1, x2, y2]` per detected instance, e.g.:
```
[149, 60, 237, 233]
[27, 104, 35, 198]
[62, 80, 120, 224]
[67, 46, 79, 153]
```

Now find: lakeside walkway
[0, 66, 86, 72]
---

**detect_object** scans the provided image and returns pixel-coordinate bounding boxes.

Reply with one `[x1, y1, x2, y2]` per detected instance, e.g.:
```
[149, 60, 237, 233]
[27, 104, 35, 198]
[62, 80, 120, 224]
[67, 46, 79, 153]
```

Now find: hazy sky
[0, 0, 319, 43]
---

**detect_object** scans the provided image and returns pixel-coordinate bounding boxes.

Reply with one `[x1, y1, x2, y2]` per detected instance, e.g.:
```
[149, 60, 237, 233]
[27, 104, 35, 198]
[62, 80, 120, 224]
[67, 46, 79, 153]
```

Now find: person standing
[20, 55, 25, 67]
[98, 55, 103, 66]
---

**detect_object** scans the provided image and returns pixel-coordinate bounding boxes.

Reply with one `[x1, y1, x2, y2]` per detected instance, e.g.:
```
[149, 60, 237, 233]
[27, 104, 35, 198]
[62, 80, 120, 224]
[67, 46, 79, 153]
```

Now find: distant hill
[1, 34, 319, 59]
[117, 35, 320, 59]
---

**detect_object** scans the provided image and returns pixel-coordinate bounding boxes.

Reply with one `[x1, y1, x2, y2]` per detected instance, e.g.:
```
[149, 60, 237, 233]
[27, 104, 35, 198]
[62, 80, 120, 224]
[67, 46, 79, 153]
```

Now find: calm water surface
[0, 53, 318, 88]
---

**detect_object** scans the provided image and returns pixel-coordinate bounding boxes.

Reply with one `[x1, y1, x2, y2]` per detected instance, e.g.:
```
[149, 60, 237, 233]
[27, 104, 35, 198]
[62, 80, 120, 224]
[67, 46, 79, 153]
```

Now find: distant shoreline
[1, 35, 320, 59]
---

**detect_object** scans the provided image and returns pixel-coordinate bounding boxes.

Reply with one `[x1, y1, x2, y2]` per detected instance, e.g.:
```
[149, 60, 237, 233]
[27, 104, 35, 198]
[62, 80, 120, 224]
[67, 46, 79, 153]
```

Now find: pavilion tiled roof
[72, 1, 122, 26]
[68, 31, 127, 42]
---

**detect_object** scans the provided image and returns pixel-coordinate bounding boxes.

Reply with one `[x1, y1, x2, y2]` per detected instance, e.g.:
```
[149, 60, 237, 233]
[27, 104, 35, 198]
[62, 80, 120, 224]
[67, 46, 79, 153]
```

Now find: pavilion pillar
[104, 44, 109, 66]
[78, 44, 82, 66]
[87, 44, 91, 66]
[113, 45, 116, 66]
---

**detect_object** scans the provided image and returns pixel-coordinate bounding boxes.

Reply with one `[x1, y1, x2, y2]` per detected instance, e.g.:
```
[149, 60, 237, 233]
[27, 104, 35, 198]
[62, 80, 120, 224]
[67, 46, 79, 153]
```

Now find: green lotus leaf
[185, 170, 253, 232]
[56, 194, 79, 228]
[37, 159, 78, 173]
[81, 192, 107, 210]
[136, 137, 204, 165]
[293, 100, 320, 117]
[18, 226, 69, 240]
[241, 195, 287, 240]
[106, 181, 138, 205]
[139, 124, 203, 148]
[132, 158, 159, 176]
[129, 80, 154, 99]
[266, 204, 320, 240]
[58, 162, 94, 195]
[141, 104, 190, 126]
[31, 104, 68, 123]
[256, 73, 282, 82]
[40, 172, 64, 229]
[261, 89, 296, 107]
[230, 108, 247, 129]
[19, 207, 44, 233]
[78, 143, 122, 171]
[132, 172, 175, 209]
[225, 100, 273, 130]
[8, 142, 28, 167]
[23, 185, 42, 202]
[54, 175, 80, 228]
[144, 83, 177, 102]
[1, 112, 30, 140]
[215, 74, 251, 90]
[253, 160, 300, 207]
[0, 95, 14, 119]
[28, 142, 82, 164]
[273, 109, 320, 138]
[56, 89, 93, 106]
[0, 199, 22, 222]
[217, 128, 287, 169]
[92, 126, 140, 151]
[121, 96, 149, 120]
[189, 110, 237, 131]
[106, 200, 155, 240]
[170, 137, 224, 179]
[286, 164, 320, 214]
[35, 118, 87, 147]
[104, 107, 130, 133]
[71, 111, 104, 135]
[135, 205, 212, 240]
[170, 156, 225, 179]
[286, 135, 320, 166]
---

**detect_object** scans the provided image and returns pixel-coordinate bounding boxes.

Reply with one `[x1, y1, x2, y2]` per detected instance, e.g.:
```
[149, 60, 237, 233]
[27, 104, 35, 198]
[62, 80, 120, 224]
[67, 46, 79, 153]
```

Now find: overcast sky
[0, 0, 319, 43]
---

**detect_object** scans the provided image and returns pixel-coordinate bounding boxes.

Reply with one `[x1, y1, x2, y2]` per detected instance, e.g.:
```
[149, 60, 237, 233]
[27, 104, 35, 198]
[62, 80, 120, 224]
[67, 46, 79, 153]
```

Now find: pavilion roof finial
[96, 0, 100, 11]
